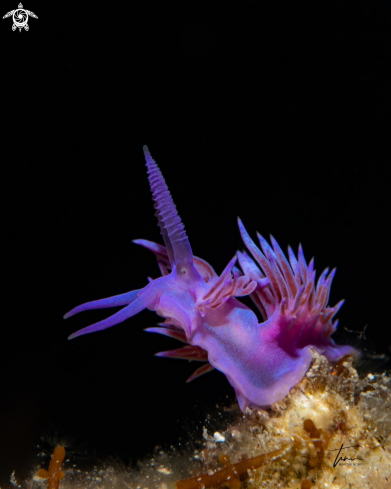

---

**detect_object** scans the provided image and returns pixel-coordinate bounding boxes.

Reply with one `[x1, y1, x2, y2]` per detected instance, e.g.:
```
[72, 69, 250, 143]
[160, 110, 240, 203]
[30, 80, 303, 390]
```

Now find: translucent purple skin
[64, 146, 359, 411]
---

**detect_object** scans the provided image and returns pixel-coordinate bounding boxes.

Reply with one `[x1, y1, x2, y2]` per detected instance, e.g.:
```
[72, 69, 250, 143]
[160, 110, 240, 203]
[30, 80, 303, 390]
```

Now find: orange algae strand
[175, 447, 286, 489]
[303, 419, 321, 439]
[331, 355, 353, 377]
[37, 446, 65, 489]
[301, 480, 312, 489]
[303, 419, 331, 468]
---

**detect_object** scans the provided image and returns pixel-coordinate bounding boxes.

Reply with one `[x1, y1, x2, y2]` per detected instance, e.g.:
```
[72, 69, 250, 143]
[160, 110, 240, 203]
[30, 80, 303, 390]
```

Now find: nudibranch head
[64, 146, 359, 411]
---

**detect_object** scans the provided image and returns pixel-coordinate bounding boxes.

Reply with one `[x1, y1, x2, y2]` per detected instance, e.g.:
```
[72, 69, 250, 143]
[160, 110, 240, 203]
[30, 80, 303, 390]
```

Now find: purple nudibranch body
[64, 146, 359, 411]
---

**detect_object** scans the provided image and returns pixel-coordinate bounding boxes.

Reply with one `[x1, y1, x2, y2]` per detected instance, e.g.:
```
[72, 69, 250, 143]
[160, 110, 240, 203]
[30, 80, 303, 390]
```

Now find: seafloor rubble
[17, 350, 391, 489]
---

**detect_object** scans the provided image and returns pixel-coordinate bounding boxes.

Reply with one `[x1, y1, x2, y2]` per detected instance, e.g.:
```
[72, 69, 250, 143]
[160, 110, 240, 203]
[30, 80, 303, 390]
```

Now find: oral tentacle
[67, 284, 157, 339]
[63, 289, 141, 319]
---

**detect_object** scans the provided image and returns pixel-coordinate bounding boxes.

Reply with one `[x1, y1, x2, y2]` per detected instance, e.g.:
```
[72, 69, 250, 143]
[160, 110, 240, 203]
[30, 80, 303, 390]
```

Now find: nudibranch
[64, 146, 359, 411]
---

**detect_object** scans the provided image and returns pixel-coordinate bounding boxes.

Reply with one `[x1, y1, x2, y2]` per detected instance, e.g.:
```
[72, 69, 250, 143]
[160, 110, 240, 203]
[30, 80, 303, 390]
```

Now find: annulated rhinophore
[64, 147, 358, 411]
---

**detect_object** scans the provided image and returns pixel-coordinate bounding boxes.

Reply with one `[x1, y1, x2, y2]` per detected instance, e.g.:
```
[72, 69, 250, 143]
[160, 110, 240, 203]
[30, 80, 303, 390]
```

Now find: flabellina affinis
[64, 146, 359, 411]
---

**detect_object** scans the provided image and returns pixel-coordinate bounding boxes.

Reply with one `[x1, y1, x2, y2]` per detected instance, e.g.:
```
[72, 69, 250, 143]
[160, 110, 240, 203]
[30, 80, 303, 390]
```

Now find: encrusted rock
[20, 351, 391, 489]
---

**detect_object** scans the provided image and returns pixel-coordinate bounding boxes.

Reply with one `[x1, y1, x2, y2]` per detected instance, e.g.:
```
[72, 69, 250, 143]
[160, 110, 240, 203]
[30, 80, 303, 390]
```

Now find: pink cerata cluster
[64, 146, 359, 411]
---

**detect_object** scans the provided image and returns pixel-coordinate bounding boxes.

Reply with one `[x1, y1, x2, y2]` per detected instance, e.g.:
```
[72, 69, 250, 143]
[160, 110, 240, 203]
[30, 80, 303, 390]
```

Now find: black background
[1, 0, 391, 485]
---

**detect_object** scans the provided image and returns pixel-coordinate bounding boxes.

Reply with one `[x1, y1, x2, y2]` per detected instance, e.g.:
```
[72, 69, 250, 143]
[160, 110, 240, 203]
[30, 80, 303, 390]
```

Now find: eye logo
[3, 3, 38, 32]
